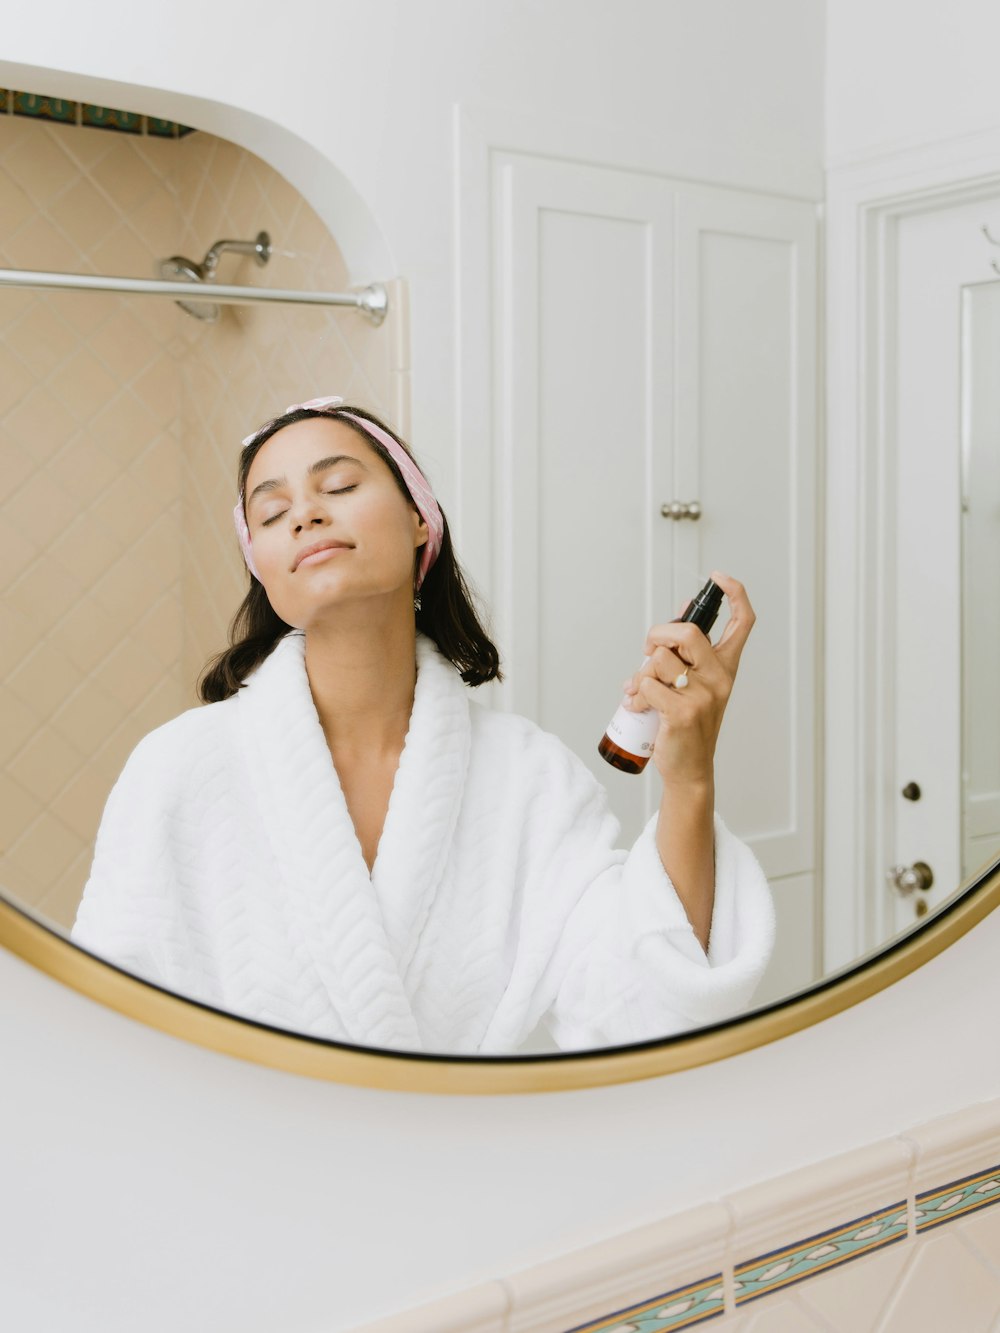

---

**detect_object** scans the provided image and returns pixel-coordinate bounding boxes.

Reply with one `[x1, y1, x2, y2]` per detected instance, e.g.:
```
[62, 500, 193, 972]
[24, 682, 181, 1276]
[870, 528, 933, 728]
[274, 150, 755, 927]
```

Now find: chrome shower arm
[201, 231, 271, 279]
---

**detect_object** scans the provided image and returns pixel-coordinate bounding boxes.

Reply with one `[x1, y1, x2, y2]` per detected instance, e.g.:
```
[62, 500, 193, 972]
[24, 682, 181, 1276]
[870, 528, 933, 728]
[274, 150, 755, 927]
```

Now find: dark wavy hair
[197, 403, 503, 702]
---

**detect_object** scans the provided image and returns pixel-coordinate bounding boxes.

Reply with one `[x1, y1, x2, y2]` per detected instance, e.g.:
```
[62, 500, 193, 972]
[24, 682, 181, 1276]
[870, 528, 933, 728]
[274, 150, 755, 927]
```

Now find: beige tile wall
[0, 114, 401, 929]
[169, 128, 405, 695]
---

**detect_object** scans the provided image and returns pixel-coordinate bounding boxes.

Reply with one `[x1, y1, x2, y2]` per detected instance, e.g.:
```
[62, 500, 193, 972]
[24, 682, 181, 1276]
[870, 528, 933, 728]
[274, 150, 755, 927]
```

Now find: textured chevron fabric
[70, 630, 775, 1053]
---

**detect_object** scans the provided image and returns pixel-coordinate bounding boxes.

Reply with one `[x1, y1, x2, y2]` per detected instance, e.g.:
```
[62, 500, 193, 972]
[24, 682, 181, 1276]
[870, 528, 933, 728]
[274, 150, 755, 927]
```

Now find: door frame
[824, 128, 1000, 970]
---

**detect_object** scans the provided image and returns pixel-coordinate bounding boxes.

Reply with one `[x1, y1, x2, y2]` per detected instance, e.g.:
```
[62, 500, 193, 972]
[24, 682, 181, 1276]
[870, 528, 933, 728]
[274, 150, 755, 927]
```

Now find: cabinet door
[490, 150, 677, 845]
[674, 184, 818, 884]
[489, 151, 817, 903]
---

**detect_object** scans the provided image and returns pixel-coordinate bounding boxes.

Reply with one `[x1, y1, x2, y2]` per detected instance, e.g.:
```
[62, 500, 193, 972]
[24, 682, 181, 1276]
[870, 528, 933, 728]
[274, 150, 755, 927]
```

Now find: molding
[454, 98, 822, 206]
[724, 1139, 913, 1276]
[344, 1097, 1000, 1331]
[826, 123, 1000, 190]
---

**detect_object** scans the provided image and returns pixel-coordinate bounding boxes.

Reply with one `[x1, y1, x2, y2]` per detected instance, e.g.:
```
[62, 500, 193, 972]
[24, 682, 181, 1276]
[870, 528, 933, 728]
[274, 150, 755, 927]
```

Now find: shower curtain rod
[0, 267, 388, 325]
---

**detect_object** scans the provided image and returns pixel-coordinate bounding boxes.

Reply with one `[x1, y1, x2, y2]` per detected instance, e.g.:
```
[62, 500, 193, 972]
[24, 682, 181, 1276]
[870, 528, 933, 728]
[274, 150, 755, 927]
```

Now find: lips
[293, 539, 352, 570]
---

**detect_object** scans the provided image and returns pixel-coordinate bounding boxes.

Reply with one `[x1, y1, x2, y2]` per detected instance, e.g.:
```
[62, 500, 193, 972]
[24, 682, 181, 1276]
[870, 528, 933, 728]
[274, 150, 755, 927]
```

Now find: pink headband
[233, 395, 444, 590]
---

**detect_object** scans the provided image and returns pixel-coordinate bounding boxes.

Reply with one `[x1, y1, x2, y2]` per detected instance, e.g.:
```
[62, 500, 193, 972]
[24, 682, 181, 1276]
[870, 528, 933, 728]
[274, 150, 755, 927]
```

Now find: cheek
[358, 493, 419, 555]
[251, 524, 289, 575]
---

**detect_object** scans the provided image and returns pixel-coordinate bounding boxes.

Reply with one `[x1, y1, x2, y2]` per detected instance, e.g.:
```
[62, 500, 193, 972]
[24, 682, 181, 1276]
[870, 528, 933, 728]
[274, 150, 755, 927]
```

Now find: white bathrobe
[71, 630, 775, 1053]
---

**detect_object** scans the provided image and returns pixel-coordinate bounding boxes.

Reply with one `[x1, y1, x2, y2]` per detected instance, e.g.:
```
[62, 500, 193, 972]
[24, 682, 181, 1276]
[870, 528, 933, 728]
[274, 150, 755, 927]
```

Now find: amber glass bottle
[598, 578, 724, 774]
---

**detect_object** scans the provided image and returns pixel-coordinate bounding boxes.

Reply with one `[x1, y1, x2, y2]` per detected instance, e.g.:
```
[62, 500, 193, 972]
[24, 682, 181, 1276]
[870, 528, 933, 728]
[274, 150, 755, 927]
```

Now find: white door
[889, 196, 1000, 935]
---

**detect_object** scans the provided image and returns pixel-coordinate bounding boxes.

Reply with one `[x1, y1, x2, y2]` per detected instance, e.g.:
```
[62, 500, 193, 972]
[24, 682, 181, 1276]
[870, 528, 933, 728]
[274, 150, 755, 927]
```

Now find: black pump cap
[678, 578, 724, 636]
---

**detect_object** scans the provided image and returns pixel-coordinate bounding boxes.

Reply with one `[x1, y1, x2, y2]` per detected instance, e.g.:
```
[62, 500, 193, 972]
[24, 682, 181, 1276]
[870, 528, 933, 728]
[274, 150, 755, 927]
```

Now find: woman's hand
[623, 570, 756, 791]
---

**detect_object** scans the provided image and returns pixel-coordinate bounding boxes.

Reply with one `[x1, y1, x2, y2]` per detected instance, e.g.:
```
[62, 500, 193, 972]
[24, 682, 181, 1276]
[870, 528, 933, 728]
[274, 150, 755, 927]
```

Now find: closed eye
[261, 485, 358, 526]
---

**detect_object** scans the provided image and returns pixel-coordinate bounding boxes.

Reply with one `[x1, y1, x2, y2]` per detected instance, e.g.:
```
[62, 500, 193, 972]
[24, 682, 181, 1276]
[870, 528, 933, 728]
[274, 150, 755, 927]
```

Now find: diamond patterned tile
[876, 1232, 1000, 1333]
[2, 210, 81, 273]
[47, 176, 120, 257]
[0, 114, 399, 926]
[10, 809, 83, 885]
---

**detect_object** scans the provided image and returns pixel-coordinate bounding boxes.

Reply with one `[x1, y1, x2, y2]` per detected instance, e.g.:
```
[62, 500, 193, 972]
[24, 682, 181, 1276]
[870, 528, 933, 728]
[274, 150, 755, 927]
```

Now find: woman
[71, 395, 774, 1053]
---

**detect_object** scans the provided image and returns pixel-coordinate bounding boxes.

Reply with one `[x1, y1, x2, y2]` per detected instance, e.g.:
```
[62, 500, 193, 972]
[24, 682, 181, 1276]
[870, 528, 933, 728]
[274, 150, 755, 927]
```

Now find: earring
[413, 592, 422, 611]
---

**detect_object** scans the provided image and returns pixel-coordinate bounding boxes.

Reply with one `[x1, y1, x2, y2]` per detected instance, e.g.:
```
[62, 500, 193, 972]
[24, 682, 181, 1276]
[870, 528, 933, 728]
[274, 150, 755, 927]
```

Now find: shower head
[156, 231, 271, 322]
[157, 256, 220, 322]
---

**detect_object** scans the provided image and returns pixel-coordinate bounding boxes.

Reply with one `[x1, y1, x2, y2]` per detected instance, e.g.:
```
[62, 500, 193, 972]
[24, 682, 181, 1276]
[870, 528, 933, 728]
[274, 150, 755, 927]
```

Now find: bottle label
[604, 701, 661, 757]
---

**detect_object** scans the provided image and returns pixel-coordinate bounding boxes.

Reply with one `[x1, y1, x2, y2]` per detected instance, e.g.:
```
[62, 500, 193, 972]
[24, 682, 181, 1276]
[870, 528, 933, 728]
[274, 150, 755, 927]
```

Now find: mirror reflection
[0, 81, 997, 1057]
[961, 280, 1000, 881]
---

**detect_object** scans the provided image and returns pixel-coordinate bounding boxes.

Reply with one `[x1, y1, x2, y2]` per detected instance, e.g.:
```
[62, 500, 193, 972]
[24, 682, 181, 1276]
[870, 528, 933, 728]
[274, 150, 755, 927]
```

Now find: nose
[288, 493, 329, 531]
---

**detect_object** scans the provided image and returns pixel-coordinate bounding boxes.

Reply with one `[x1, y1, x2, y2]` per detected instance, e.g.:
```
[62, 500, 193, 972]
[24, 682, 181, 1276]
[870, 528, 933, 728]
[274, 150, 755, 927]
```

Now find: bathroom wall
[0, 0, 826, 556]
[167, 128, 406, 699]
[826, 0, 1000, 162]
[12, 7, 983, 1333]
[0, 115, 187, 929]
[2, 888, 1000, 1332]
[0, 109, 399, 928]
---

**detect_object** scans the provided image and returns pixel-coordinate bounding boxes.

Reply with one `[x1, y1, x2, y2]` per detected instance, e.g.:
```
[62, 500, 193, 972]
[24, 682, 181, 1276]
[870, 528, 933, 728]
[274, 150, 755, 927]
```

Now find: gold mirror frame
[2, 854, 998, 1095]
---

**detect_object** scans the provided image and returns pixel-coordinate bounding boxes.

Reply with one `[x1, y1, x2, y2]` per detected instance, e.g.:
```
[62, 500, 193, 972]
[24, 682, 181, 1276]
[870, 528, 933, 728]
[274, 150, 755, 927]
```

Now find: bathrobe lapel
[369, 633, 472, 981]
[236, 630, 471, 1050]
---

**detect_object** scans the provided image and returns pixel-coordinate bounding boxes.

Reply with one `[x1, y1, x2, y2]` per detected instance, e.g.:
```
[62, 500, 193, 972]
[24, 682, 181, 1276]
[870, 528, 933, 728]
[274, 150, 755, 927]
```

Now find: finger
[705, 570, 755, 676]
[641, 644, 689, 688]
[643, 622, 729, 688]
[634, 670, 705, 716]
[644, 621, 712, 665]
[629, 646, 713, 705]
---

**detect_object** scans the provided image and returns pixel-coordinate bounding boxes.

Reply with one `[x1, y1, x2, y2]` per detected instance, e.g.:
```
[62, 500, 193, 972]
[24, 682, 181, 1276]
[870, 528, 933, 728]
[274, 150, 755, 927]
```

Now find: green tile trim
[733, 1201, 909, 1306]
[915, 1163, 1000, 1233]
[12, 91, 76, 123]
[565, 1273, 724, 1333]
[0, 89, 193, 139]
[146, 117, 180, 139]
[81, 104, 141, 134]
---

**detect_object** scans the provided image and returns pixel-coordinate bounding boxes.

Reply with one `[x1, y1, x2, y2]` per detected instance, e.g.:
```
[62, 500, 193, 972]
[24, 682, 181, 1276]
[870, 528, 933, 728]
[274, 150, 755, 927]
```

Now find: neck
[304, 609, 418, 758]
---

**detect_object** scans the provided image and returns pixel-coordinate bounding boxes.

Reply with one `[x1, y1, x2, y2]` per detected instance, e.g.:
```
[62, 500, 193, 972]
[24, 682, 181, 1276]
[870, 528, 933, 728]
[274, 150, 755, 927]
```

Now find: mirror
[961, 280, 1000, 881]
[1, 66, 998, 1066]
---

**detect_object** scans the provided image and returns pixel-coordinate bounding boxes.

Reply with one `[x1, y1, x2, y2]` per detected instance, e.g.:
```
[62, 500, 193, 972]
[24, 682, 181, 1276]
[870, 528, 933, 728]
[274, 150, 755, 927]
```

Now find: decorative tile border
[0, 89, 193, 137]
[916, 1162, 1000, 1233]
[733, 1200, 908, 1306]
[565, 1272, 724, 1333]
[347, 1115, 1000, 1332]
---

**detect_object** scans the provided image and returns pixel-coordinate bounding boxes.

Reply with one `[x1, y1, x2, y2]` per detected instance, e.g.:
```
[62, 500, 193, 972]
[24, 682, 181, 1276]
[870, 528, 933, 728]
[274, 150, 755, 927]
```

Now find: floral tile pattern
[12, 91, 76, 123]
[81, 104, 142, 134]
[733, 1201, 909, 1306]
[915, 1163, 1000, 1233]
[566, 1273, 724, 1332]
[2, 89, 192, 137]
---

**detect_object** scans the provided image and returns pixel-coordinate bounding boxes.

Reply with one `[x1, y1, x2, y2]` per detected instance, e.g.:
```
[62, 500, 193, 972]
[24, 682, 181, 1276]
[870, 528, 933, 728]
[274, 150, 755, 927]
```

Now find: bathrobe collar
[236, 629, 471, 1050]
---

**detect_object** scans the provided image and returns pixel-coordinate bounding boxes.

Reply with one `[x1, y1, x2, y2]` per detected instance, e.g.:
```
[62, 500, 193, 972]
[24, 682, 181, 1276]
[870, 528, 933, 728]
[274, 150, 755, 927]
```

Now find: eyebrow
[246, 454, 369, 507]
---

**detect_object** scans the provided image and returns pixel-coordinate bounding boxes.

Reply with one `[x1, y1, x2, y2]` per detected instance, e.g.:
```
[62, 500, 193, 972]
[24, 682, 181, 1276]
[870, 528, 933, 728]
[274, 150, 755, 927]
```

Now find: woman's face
[242, 417, 428, 629]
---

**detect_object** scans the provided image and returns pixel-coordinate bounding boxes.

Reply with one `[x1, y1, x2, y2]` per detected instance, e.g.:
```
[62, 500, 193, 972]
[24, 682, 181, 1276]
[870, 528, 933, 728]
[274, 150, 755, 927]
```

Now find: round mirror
[0, 70, 997, 1088]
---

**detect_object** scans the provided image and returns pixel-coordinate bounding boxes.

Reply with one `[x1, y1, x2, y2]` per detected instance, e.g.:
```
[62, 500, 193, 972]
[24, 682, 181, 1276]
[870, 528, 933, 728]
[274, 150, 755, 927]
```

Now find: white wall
[2, 908, 1000, 1331]
[827, 0, 1000, 162]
